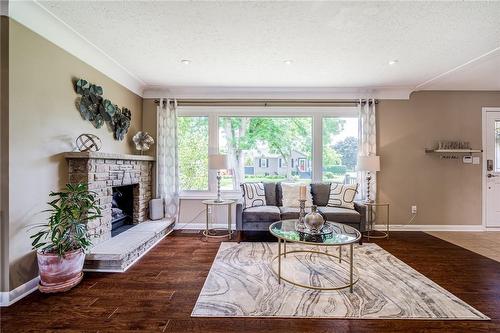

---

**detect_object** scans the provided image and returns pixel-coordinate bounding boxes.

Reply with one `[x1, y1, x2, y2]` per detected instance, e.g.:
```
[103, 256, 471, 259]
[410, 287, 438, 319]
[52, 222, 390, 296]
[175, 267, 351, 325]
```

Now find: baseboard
[180, 223, 487, 232]
[374, 224, 486, 232]
[175, 222, 236, 230]
[0, 276, 40, 307]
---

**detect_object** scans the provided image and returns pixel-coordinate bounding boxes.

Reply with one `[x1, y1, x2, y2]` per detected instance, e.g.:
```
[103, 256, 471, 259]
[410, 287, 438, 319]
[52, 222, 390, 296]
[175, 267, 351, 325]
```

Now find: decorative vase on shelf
[304, 205, 325, 234]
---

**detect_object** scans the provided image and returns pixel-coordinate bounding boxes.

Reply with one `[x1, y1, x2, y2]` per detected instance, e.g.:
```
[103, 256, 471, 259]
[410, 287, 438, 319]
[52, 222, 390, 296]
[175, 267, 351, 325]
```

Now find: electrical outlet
[207, 207, 212, 214]
[411, 205, 417, 214]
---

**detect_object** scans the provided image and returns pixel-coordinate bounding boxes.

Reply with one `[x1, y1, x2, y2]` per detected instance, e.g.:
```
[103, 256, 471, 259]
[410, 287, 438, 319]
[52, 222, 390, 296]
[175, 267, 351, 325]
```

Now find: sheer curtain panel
[157, 98, 179, 221]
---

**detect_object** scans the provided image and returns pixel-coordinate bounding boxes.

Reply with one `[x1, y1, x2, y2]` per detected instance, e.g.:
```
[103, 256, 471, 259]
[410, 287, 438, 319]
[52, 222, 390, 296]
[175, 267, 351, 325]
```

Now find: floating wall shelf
[425, 149, 483, 154]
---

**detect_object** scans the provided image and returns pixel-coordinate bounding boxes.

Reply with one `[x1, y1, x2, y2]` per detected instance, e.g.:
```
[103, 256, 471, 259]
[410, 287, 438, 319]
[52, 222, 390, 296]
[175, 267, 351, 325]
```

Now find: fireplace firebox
[111, 184, 135, 237]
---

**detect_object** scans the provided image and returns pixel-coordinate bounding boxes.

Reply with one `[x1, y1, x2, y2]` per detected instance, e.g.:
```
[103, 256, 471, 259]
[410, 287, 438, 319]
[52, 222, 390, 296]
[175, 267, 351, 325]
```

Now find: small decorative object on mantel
[75, 133, 102, 152]
[74, 78, 132, 141]
[132, 131, 155, 154]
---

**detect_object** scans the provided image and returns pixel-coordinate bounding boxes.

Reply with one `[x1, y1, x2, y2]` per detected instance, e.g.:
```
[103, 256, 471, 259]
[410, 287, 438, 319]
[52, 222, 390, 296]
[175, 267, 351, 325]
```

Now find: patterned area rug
[192, 242, 489, 320]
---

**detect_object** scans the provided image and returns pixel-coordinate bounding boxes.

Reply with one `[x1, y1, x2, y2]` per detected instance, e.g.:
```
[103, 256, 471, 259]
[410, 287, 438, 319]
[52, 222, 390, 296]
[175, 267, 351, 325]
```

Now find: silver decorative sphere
[304, 205, 325, 233]
[75, 134, 102, 152]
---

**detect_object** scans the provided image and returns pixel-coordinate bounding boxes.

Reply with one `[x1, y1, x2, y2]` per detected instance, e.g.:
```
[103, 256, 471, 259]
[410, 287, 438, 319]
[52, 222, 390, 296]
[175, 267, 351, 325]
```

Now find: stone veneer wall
[65, 152, 155, 245]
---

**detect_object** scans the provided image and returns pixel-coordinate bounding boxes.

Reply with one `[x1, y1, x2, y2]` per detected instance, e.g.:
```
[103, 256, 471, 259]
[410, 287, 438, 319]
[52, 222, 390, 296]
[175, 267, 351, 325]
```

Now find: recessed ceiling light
[181, 59, 191, 65]
[284, 59, 293, 65]
[388, 59, 399, 65]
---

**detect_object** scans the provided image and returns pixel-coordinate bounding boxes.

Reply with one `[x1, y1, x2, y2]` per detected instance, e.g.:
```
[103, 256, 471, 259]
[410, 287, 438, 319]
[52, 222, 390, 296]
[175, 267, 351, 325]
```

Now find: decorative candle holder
[296, 199, 306, 230]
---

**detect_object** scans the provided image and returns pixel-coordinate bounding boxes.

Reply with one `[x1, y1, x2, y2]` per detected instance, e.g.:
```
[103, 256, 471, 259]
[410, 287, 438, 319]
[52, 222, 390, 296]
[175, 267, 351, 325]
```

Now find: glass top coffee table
[269, 219, 361, 292]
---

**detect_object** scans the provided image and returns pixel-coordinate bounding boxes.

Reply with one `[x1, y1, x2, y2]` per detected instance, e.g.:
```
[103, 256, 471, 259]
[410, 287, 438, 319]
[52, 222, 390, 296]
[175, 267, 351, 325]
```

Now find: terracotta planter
[37, 248, 85, 293]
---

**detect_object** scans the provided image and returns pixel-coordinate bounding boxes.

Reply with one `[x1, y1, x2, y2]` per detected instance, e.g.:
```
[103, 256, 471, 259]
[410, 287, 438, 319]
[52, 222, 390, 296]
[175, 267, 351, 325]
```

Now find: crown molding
[415, 45, 500, 90]
[142, 86, 413, 100]
[9, 0, 145, 96]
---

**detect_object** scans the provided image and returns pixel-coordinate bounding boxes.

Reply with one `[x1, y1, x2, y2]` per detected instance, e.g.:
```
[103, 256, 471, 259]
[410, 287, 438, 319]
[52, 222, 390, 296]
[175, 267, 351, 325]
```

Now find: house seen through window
[218, 116, 313, 190]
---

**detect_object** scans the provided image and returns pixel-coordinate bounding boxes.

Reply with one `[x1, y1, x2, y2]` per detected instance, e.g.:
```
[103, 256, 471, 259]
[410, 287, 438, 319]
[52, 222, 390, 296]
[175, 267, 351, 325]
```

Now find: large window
[176, 108, 358, 195]
[322, 117, 359, 183]
[178, 116, 209, 191]
[218, 117, 312, 190]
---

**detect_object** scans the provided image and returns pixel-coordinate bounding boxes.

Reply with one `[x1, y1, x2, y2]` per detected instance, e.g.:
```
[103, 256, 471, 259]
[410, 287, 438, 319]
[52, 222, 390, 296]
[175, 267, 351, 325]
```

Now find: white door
[485, 109, 500, 227]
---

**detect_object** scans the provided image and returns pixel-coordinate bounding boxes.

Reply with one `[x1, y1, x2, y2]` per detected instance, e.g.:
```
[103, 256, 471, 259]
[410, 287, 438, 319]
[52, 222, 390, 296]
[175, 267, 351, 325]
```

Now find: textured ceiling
[37, 1, 500, 91]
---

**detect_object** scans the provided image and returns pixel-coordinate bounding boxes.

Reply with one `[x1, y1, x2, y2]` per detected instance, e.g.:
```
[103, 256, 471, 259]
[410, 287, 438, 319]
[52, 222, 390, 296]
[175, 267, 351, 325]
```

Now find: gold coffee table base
[271, 248, 359, 292]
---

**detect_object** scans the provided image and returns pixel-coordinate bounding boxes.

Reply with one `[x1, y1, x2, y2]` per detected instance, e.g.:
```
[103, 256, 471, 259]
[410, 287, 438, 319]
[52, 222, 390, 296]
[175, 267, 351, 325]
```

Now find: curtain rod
[153, 99, 378, 107]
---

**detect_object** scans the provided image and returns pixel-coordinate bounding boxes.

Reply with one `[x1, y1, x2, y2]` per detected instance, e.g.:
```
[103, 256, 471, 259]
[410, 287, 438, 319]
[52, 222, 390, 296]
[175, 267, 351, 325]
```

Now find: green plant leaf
[30, 182, 98, 256]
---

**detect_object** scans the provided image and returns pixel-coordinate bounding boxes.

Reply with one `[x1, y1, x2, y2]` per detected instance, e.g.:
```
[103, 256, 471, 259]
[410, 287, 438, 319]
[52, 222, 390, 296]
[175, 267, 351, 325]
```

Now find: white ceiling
[12, 1, 500, 96]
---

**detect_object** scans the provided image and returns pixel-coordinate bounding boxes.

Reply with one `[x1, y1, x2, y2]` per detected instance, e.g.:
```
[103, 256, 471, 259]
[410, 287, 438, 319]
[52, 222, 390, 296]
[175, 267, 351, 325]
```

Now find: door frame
[481, 107, 500, 229]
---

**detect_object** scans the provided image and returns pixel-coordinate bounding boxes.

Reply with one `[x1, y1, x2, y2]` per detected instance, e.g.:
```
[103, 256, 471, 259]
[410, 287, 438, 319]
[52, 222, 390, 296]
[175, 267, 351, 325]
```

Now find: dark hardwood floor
[1, 231, 499, 333]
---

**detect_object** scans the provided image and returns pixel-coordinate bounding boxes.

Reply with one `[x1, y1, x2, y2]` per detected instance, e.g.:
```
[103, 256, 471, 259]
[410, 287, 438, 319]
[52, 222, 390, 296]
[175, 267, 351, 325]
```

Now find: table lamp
[357, 155, 380, 203]
[209, 154, 228, 203]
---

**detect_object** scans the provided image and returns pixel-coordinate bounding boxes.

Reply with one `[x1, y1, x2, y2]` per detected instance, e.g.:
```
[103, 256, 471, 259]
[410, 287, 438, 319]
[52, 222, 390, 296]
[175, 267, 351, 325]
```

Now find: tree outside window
[178, 116, 209, 191]
[322, 117, 359, 182]
[219, 117, 316, 189]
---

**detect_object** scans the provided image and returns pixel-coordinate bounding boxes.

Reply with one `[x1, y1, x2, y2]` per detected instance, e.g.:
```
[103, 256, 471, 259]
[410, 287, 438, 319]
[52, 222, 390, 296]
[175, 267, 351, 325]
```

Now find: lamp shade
[357, 155, 380, 172]
[208, 154, 228, 170]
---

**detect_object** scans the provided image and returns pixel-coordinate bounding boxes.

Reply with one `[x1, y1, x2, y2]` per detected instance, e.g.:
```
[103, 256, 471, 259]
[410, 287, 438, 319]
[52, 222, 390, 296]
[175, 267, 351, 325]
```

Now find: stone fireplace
[65, 152, 155, 245]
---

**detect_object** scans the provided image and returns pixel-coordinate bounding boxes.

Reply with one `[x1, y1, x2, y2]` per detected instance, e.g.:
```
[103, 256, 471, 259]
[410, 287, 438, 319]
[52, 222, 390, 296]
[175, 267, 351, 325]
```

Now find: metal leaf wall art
[74, 79, 131, 140]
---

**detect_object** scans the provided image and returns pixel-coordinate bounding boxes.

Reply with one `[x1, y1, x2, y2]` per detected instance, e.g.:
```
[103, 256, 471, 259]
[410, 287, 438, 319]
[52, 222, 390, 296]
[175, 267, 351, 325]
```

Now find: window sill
[179, 191, 241, 200]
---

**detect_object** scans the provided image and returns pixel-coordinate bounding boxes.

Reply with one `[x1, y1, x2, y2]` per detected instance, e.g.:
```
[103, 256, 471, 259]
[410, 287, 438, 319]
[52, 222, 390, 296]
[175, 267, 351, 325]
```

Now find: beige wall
[142, 99, 157, 158]
[142, 99, 157, 196]
[7, 19, 143, 290]
[378, 91, 500, 226]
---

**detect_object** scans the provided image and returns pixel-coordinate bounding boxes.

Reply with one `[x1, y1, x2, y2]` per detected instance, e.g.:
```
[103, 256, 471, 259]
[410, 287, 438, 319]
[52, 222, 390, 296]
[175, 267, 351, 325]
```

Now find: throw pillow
[327, 183, 358, 210]
[280, 183, 313, 207]
[241, 183, 267, 209]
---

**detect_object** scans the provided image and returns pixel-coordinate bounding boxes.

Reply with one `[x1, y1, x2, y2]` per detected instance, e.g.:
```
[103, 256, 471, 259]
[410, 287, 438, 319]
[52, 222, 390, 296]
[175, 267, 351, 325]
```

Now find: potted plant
[30, 183, 101, 293]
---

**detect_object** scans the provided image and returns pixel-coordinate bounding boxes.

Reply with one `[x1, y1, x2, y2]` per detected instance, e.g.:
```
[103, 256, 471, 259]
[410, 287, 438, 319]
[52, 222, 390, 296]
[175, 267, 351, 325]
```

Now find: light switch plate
[472, 156, 480, 165]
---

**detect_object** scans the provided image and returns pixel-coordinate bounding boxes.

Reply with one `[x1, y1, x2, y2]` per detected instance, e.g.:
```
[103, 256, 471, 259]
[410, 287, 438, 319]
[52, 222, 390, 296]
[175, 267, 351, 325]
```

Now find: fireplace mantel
[65, 151, 155, 161]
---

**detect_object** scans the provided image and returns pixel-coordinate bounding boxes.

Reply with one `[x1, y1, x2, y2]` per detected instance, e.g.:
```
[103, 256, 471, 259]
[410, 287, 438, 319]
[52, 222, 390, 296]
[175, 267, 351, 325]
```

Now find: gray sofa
[235, 182, 366, 243]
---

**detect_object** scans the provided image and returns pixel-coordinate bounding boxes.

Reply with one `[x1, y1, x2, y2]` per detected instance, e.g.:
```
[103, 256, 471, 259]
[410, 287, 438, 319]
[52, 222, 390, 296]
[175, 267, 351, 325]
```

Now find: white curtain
[157, 98, 179, 221]
[358, 98, 377, 200]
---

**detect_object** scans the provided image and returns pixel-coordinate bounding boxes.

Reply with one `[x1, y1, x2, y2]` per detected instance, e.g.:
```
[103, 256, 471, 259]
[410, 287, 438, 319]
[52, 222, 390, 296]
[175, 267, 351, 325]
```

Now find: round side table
[363, 202, 390, 239]
[202, 199, 235, 239]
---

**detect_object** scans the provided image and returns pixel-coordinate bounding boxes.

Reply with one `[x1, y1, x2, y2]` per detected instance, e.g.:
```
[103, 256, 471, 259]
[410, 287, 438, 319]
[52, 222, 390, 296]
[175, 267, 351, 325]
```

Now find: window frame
[177, 106, 358, 198]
